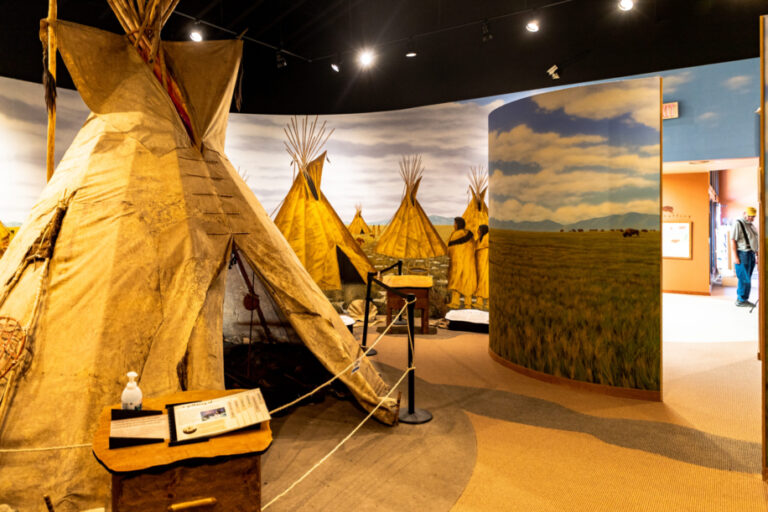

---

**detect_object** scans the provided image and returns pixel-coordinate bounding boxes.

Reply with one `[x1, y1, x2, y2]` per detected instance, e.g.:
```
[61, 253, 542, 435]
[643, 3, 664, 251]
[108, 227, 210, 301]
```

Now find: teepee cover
[275, 118, 375, 290]
[376, 155, 447, 259]
[348, 204, 373, 237]
[0, 20, 396, 511]
[461, 166, 489, 236]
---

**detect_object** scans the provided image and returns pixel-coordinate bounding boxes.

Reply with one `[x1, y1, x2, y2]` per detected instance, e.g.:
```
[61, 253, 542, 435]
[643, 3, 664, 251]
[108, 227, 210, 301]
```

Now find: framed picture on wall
[662, 222, 692, 259]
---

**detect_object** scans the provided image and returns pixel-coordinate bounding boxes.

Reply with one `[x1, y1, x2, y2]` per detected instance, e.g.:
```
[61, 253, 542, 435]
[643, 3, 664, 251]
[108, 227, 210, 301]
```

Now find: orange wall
[718, 167, 759, 227]
[661, 172, 710, 294]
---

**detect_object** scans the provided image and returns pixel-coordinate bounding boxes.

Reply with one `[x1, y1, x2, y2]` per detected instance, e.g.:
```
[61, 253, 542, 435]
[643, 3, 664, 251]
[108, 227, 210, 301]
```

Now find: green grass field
[489, 229, 660, 390]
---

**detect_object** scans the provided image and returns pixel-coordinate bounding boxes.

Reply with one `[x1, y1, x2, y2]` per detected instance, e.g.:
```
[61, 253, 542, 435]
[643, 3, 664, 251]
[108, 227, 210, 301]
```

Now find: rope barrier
[268, 298, 415, 415]
[261, 365, 413, 510]
[0, 301, 416, 457]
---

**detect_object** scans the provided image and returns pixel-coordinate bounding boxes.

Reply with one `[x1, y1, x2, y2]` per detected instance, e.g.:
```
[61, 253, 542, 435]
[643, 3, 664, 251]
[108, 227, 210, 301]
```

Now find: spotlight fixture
[618, 0, 634, 11]
[189, 22, 203, 42]
[358, 49, 375, 68]
[481, 20, 493, 43]
[276, 51, 287, 69]
[330, 53, 342, 72]
[526, 19, 540, 32]
[405, 38, 417, 58]
[547, 65, 560, 80]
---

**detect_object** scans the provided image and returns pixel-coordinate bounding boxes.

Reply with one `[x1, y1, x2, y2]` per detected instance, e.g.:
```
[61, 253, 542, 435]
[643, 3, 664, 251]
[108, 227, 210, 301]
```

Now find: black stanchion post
[399, 293, 432, 424]
[360, 271, 377, 356]
[397, 261, 403, 275]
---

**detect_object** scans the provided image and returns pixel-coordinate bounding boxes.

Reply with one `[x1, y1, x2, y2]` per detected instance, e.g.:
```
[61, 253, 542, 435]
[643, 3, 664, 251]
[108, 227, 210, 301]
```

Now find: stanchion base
[399, 408, 432, 424]
[361, 347, 378, 356]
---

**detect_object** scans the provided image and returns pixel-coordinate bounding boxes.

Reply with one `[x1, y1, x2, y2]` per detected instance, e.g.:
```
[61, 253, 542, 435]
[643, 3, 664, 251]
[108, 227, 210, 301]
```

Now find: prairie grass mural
[489, 78, 662, 391]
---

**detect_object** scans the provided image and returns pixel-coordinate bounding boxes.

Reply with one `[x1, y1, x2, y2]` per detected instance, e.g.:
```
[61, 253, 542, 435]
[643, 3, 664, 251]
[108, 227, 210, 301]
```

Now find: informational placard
[170, 389, 270, 443]
[662, 222, 692, 259]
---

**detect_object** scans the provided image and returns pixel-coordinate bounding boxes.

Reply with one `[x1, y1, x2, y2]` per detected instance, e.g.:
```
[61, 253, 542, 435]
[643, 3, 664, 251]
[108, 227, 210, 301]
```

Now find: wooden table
[93, 389, 272, 512]
[382, 275, 433, 335]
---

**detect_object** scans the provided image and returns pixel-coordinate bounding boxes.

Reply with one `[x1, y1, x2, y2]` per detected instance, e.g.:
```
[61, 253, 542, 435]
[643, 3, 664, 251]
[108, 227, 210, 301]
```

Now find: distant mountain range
[489, 212, 660, 232]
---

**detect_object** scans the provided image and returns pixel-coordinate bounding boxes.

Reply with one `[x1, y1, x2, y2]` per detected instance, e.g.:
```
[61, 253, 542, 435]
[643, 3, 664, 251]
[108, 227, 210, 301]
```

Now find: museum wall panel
[488, 78, 662, 394]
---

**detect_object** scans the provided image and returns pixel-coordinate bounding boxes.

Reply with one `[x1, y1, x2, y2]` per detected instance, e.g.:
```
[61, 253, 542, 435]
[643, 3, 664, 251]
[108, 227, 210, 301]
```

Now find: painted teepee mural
[274, 117, 375, 290]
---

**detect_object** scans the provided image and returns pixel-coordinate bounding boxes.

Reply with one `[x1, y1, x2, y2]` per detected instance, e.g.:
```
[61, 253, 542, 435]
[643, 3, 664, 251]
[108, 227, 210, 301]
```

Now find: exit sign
[663, 102, 679, 119]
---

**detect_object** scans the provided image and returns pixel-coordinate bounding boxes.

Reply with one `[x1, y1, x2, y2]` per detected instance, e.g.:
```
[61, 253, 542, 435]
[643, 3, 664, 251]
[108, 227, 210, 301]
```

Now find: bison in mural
[622, 228, 640, 237]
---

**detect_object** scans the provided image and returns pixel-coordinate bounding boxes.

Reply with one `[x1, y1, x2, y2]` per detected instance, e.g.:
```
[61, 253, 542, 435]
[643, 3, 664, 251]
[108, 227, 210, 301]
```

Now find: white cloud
[490, 197, 659, 224]
[662, 71, 693, 94]
[490, 168, 657, 206]
[226, 100, 500, 221]
[723, 75, 751, 92]
[489, 124, 660, 177]
[697, 112, 718, 122]
[0, 76, 493, 225]
[532, 78, 661, 129]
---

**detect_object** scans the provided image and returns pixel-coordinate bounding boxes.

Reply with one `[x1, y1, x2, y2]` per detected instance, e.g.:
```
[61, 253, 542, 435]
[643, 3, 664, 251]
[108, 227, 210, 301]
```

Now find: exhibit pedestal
[92, 390, 272, 512]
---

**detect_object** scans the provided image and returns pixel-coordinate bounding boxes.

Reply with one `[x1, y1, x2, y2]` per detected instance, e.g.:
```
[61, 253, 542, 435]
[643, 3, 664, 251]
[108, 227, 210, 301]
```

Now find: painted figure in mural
[448, 216, 477, 309]
[731, 206, 759, 307]
[474, 224, 489, 309]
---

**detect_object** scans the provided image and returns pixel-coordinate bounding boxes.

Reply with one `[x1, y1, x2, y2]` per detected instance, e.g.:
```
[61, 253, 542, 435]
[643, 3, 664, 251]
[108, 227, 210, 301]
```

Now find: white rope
[268, 298, 415, 415]
[262, 365, 412, 510]
[0, 443, 91, 453]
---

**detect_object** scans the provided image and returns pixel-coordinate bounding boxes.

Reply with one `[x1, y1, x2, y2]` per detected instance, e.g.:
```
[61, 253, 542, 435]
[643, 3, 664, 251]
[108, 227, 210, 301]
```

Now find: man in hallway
[730, 206, 758, 307]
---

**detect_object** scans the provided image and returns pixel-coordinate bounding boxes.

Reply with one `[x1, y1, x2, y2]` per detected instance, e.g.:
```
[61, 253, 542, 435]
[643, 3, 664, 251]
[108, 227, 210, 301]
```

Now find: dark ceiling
[2, 0, 766, 114]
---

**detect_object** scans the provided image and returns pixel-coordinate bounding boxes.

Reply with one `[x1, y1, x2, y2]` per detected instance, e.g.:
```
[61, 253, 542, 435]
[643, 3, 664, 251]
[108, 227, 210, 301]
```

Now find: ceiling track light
[526, 18, 540, 32]
[405, 38, 417, 58]
[189, 21, 203, 42]
[276, 51, 287, 69]
[330, 54, 341, 72]
[481, 20, 493, 43]
[618, 0, 634, 11]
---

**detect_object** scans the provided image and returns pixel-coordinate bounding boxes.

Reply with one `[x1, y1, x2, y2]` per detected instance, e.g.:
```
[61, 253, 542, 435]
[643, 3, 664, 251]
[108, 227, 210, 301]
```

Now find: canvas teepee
[376, 155, 447, 259]
[348, 203, 373, 238]
[274, 117, 375, 290]
[0, 5, 396, 510]
[0, 221, 13, 258]
[462, 165, 489, 236]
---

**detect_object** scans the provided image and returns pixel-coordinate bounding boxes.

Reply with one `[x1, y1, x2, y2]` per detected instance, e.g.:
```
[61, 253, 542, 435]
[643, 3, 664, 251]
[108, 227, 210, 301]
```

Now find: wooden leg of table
[421, 307, 428, 334]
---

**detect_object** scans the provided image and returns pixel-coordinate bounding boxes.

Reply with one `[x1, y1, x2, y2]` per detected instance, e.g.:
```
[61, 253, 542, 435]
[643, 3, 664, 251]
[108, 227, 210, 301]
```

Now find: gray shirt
[731, 219, 758, 252]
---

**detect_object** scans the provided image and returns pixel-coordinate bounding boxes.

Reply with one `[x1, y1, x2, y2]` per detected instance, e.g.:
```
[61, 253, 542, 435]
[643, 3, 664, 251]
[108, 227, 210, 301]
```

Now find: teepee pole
[44, 0, 57, 182]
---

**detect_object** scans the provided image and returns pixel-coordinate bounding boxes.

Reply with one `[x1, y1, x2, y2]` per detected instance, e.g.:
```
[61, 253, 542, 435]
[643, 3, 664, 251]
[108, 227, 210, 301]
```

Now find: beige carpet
[261, 314, 763, 511]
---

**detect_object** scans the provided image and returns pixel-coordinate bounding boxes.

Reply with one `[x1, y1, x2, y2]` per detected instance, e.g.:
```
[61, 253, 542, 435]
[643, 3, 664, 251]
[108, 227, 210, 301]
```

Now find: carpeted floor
[261, 298, 765, 511]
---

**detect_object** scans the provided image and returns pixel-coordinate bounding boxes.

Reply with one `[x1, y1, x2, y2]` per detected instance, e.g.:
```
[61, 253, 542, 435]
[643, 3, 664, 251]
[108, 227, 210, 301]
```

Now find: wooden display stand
[382, 275, 433, 335]
[92, 389, 272, 512]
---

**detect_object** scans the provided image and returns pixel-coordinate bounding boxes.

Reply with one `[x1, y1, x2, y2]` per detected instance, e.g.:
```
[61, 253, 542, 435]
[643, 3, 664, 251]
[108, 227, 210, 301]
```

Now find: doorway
[661, 157, 761, 442]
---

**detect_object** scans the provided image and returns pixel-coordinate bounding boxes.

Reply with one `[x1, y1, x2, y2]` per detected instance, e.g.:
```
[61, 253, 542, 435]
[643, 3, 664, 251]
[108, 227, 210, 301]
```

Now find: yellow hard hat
[746, 207, 757, 216]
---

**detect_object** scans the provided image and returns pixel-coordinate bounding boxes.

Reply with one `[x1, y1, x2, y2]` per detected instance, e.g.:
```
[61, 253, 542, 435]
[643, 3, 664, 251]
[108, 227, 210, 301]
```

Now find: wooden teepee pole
[44, 0, 57, 182]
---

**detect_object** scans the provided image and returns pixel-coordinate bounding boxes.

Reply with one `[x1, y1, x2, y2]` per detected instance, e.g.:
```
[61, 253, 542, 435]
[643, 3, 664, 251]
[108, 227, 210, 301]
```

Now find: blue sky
[489, 78, 661, 224]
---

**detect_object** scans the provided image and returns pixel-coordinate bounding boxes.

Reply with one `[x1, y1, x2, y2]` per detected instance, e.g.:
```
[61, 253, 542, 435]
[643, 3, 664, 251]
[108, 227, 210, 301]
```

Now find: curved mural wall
[488, 78, 662, 393]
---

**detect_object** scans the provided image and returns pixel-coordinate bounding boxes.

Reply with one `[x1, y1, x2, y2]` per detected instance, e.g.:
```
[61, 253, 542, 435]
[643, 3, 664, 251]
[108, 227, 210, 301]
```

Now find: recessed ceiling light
[526, 20, 540, 33]
[358, 49, 375, 68]
[331, 62, 341, 72]
[190, 30, 203, 42]
[618, 0, 634, 11]
[405, 51, 417, 58]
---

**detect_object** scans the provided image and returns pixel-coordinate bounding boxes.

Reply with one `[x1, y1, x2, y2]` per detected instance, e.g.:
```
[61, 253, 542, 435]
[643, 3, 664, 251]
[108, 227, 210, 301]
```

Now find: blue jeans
[735, 250, 756, 302]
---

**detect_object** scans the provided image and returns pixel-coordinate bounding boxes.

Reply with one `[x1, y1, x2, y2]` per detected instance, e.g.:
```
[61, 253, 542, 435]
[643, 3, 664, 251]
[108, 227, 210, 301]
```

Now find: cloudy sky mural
[489, 78, 661, 225]
[0, 57, 758, 227]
